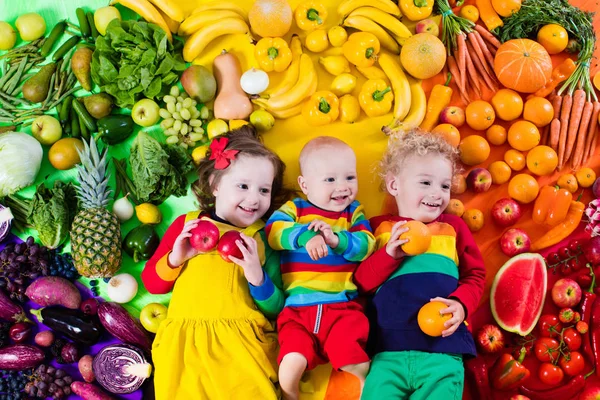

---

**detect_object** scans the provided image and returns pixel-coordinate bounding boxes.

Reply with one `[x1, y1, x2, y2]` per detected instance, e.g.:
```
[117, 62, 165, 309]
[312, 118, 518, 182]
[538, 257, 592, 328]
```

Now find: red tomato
[538, 314, 564, 338]
[569, 240, 581, 253]
[534, 337, 561, 363]
[538, 362, 564, 386]
[562, 328, 582, 351]
[559, 351, 585, 376]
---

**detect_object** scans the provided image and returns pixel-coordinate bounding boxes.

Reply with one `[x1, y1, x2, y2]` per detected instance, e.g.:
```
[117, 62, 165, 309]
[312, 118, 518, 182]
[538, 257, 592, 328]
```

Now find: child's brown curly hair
[192, 125, 293, 219]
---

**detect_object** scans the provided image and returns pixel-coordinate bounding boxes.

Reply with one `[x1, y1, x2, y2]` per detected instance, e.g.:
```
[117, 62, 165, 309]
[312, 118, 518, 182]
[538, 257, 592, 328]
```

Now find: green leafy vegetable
[90, 19, 186, 108]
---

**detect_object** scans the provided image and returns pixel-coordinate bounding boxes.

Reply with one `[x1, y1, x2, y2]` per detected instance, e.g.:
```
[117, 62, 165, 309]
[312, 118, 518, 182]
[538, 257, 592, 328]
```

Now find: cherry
[569, 240, 581, 253]
[547, 252, 561, 265]
[558, 247, 571, 260]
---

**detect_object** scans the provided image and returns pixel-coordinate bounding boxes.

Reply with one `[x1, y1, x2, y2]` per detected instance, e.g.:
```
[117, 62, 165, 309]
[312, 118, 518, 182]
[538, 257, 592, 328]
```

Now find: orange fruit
[508, 174, 540, 203]
[575, 167, 597, 188]
[462, 209, 484, 232]
[526, 145, 558, 176]
[400, 220, 432, 255]
[400, 33, 447, 80]
[459, 135, 491, 166]
[432, 123, 461, 147]
[557, 173, 579, 193]
[451, 174, 466, 194]
[504, 149, 526, 171]
[48, 138, 84, 170]
[523, 96, 554, 127]
[248, 0, 293, 38]
[508, 120, 540, 151]
[466, 100, 496, 131]
[491, 88, 524, 121]
[494, 39, 552, 93]
[594, 71, 600, 92]
[418, 301, 452, 337]
[489, 161, 512, 184]
[445, 199, 465, 217]
[459, 5, 479, 22]
[537, 24, 569, 55]
[491, 0, 522, 17]
[486, 125, 508, 146]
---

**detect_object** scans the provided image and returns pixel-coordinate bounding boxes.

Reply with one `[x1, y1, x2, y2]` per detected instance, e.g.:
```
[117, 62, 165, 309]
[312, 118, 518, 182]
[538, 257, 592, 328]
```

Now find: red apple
[189, 220, 220, 252]
[491, 198, 522, 227]
[551, 278, 582, 308]
[414, 19, 439, 37]
[510, 395, 531, 400]
[592, 177, 600, 198]
[582, 236, 600, 265]
[217, 230, 244, 262]
[581, 386, 600, 400]
[466, 168, 492, 193]
[500, 228, 531, 257]
[439, 106, 465, 127]
[476, 324, 505, 353]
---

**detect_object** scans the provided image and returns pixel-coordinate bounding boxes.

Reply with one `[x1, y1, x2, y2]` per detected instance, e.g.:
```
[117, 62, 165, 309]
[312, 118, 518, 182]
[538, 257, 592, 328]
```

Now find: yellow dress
[152, 212, 280, 399]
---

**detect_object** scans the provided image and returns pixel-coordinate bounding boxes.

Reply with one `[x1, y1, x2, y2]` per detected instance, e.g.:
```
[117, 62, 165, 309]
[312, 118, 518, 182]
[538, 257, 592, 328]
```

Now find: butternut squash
[213, 50, 253, 120]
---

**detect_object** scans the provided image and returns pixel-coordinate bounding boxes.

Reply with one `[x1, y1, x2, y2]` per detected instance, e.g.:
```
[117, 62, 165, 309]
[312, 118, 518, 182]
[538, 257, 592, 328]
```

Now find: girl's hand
[430, 297, 466, 338]
[168, 219, 203, 267]
[386, 221, 409, 260]
[308, 220, 339, 248]
[229, 233, 264, 286]
[306, 235, 328, 261]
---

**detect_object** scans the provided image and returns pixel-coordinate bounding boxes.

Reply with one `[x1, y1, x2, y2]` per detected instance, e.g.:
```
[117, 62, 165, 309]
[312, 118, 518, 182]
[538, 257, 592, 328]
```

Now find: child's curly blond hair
[378, 128, 461, 184]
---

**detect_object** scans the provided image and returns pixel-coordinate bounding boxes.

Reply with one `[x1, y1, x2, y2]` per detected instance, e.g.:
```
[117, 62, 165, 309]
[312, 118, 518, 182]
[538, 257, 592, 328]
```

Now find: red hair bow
[209, 137, 239, 170]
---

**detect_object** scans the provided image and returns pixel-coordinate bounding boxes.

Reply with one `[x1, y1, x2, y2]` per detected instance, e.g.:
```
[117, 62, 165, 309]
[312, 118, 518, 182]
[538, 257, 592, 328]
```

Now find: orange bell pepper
[532, 185, 573, 227]
[302, 91, 339, 126]
[476, 0, 503, 31]
[532, 58, 577, 98]
[531, 195, 585, 251]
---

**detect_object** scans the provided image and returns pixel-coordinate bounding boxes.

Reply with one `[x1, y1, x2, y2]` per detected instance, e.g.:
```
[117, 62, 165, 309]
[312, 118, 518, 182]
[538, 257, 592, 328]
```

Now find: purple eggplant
[97, 302, 152, 352]
[0, 344, 45, 370]
[0, 289, 30, 323]
[29, 306, 102, 345]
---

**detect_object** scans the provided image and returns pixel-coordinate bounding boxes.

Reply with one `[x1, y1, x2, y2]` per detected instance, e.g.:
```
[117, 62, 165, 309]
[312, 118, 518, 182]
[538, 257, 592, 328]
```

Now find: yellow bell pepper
[254, 38, 293, 73]
[342, 32, 380, 68]
[302, 91, 339, 126]
[294, 1, 327, 31]
[420, 73, 453, 131]
[400, 0, 434, 22]
[359, 79, 393, 117]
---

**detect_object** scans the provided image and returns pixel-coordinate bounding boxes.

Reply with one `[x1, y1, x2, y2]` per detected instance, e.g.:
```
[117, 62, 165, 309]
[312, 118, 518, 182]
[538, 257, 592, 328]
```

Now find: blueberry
[89, 280, 98, 287]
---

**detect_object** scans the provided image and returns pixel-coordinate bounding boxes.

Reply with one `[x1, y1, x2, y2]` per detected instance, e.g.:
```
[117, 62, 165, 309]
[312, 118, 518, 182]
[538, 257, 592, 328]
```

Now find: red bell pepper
[490, 348, 530, 390]
[592, 281, 600, 378]
[464, 356, 493, 400]
[580, 264, 596, 364]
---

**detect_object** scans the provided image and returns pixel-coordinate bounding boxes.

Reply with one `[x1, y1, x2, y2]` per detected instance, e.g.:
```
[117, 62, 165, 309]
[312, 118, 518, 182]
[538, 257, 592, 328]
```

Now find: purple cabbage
[92, 343, 150, 394]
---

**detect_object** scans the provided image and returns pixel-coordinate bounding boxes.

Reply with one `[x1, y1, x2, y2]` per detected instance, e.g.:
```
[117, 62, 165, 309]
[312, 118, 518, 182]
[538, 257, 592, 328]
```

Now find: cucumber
[76, 8, 91, 38]
[40, 20, 66, 57]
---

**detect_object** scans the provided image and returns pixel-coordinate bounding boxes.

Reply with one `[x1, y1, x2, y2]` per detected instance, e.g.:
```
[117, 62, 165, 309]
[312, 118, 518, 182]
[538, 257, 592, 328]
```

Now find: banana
[268, 103, 304, 119]
[157, 7, 180, 34]
[384, 77, 426, 134]
[356, 66, 389, 84]
[342, 15, 399, 54]
[348, 7, 412, 45]
[189, 2, 247, 20]
[111, 0, 172, 41]
[338, 0, 401, 18]
[182, 17, 250, 62]
[265, 35, 303, 98]
[378, 53, 411, 121]
[147, 0, 185, 22]
[178, 10, 242, 36]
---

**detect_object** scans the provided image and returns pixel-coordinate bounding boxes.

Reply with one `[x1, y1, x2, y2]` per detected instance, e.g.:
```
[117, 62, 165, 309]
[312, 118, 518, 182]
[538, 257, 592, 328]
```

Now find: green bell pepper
[97, 115, 134, 145]
[122, 224, 160, 263]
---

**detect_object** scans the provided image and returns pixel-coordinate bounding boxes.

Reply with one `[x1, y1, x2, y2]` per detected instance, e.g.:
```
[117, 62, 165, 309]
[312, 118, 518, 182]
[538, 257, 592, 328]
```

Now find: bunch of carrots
[437, 0, 500, 104]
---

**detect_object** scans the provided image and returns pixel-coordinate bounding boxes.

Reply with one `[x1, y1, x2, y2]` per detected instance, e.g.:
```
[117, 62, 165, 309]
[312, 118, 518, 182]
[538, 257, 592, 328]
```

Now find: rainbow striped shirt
[265, 198, 375, 307]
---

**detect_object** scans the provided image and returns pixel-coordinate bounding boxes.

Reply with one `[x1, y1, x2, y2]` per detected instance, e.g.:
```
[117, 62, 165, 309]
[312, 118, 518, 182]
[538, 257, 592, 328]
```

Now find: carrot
[472, 31, 495, 71]
[549, 118, 561, 152]
[557, 93, 573, 168]
[463, 49, 482, 98]
[467, 32, 493, 78]
[447, 55, 469, 104]
[571, 101, 594, 169]
[466, 40, 496, 92]
[540, 124, 550, 146]
[562, 89, 586, 168]
[582, 101, 600, 165]
[474, 24, 501, 49]
[456, 34, 467, 96]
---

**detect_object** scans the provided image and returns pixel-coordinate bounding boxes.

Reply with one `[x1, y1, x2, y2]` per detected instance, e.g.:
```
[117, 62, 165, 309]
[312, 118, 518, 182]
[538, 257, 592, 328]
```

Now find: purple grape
[26, 237, 34, 246]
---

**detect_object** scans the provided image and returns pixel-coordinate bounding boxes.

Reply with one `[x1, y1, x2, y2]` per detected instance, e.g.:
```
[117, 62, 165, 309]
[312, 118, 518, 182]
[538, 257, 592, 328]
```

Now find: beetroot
[25, 276, 82, 309]
[97, 302, 152, 352]
[0, 344, 45, 370]
[71, 381, 115, 400]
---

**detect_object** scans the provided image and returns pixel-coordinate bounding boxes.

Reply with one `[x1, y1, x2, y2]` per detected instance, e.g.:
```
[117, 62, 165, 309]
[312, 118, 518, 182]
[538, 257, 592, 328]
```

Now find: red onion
[0, 204, 11, 243]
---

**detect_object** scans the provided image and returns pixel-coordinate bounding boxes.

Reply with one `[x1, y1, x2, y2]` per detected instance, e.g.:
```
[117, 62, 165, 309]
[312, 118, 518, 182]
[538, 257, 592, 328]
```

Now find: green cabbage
[0, 132, 43, 197]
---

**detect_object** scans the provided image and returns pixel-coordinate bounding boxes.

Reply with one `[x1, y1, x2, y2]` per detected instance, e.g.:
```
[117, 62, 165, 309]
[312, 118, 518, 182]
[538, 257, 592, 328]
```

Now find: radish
[25, 276, 81, 309]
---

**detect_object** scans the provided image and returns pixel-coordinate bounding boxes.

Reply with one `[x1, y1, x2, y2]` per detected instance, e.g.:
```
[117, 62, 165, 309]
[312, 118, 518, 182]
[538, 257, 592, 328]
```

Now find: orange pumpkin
[494, 39, 553, 93]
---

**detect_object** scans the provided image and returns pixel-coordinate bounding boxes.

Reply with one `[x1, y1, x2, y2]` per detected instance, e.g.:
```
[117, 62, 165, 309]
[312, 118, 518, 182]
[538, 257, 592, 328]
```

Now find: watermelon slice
[490, 253, 547, 336]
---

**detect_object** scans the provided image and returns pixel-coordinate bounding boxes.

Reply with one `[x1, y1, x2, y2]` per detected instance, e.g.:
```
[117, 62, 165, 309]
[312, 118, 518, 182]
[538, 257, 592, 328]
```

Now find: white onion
[112, 195, 134, 222]
[107, 273, 138, 304]
[240, 68, 269, 95]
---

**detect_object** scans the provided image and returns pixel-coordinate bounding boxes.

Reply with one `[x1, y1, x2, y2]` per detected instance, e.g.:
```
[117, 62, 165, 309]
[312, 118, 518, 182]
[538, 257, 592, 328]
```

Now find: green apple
[94, 6, 122, 36]
[132, 98, 160, 127]
[31, 115, 62, 146]
[0, 22, 17, 51]
[139, 302, 168, 333]
[15, 13, 46, 41]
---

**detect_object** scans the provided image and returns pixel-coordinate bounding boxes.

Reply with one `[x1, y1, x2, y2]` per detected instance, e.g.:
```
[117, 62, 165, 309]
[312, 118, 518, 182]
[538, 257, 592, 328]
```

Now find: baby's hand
[169, 219, 203, 267]
[228, 233, 264, 286]
[308, 220, 339, 249]
[430, 297, 466, 338]
[306, 235, 328, 261]
[385, 221, 409, 260]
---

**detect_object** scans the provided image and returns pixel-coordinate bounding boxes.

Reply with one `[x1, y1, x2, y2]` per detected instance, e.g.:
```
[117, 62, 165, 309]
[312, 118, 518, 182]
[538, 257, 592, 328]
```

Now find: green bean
[87, 11, 99, 40]
[79, 112, 90, 140]
[0, 96, 16, 111]
[0, 108, 14, 118]
[5, 56, 28, 94]
[46, 86, 80, 110]
[40, 20, 67, 57]
[71, 106, 81, 138]
[61, 48, 75, 72]
[52, 36, 81, 61]
[0, 65, 16, 89]
[72, 97, 96, 132]
[65, 21, 81, 32]
[41, 72, 57, 109]
[0, 91, 29, 106]
[76, 9, 91, 39]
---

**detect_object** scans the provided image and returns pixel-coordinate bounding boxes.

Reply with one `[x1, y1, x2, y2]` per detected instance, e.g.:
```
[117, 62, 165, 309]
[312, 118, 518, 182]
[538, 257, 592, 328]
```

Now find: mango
[180, 65, 217, 103]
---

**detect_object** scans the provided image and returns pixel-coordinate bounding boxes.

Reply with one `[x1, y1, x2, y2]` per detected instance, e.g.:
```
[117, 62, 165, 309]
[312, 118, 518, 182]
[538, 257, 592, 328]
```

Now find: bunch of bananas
[110, 0, 185, 41]
[338, 0, 412, 54]
[179, 3, 250, 62]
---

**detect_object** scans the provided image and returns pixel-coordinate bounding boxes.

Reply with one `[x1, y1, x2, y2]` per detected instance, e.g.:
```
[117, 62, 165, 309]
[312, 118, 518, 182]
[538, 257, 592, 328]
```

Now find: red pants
[277, 301, 370, 370]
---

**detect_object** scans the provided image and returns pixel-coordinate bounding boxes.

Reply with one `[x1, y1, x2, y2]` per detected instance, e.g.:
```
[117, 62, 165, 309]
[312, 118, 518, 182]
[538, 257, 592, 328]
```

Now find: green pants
[361, 351, 464, 400]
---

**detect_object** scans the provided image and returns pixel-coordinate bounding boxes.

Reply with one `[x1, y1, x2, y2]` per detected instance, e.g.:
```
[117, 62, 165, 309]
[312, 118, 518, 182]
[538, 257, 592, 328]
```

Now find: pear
[23, 63, 56, 103]
[180, 65, 216, 103]
[83, 93, 114, 119]
[71, 47, 94, 91]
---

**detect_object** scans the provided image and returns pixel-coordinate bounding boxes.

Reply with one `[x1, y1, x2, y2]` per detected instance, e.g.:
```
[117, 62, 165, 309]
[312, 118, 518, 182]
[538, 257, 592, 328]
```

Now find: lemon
[192, 145, 209, 166]
[318, 55, 351, 76]
[328, 26, 348, 47]
[250, 110, 275, 131]
[330, 73, 357, 96]
[136, 203, 162, 225]
[305, 29, 329, 53]
[229, 119, 249, 130]
[207, 119, 229, 139]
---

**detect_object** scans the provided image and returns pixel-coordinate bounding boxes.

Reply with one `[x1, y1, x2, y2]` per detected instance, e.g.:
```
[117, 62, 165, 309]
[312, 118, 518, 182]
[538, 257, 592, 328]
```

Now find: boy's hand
[385, 221, 409, 260]
[308, 220, 339, 249]
[169, 219, 203, 267]
[229, 233, 264, 286]
[306, 235, 328, 261]
[430, 297, 466, 337]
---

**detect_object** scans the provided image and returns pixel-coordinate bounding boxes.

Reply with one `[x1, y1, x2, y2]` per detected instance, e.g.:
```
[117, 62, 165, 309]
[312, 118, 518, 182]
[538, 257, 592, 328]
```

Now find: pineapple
[70, 138, 121, 278]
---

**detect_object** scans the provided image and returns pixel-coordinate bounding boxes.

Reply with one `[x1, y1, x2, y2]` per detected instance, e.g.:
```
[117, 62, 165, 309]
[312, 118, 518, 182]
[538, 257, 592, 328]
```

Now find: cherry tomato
[559, 307, 574, 323]
[560, 261, 571, 275]
[547, 252, 561, 265]
[534, 337, 561, 362]
[538, 314, 564, 338]
[571, 255, 586, 272]
[576, 272, 593, 289]
[576, 321, 589, 334]
[563, 328, 582, 351]
[573, 311, 581, 322]
[559, 351, 585, 376]
[558, 247, 571, 260]
[569, 240, 581, 253]
[538, 362, 564, 386]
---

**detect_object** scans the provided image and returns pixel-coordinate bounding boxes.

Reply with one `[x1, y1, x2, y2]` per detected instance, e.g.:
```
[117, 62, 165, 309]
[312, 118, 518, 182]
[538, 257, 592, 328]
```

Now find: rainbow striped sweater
[263, 198, 376, 308]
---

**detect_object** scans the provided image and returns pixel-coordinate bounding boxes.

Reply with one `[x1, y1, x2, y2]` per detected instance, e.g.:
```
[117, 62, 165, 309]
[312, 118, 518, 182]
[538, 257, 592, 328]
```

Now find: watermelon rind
[490, 252, 547, 336]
